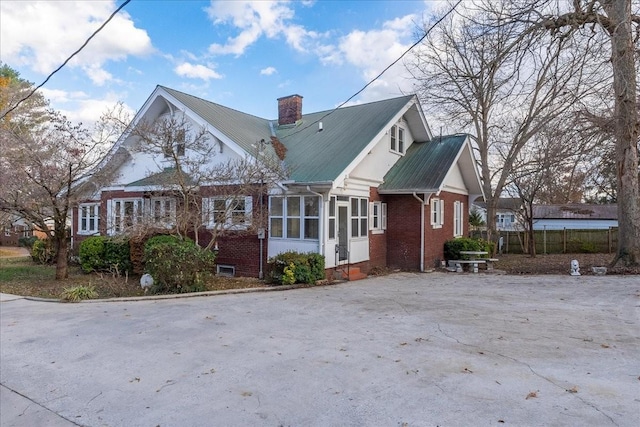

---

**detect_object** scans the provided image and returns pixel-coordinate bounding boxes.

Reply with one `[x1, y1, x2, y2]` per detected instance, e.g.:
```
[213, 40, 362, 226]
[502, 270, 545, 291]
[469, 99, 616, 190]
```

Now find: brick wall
[385, 192, 469, 271]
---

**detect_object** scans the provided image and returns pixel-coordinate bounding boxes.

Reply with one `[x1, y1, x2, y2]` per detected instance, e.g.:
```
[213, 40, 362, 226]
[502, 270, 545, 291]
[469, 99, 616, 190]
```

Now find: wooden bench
[448, 259, 486, 273]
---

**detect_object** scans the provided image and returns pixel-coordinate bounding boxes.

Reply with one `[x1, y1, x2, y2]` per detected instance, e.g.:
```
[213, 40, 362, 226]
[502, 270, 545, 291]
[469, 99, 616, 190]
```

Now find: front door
[337, 204, 349, 261]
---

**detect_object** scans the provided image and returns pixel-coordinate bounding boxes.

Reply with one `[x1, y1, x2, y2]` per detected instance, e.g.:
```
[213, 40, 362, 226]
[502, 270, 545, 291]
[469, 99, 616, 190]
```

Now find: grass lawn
[0, 255, 265, 300]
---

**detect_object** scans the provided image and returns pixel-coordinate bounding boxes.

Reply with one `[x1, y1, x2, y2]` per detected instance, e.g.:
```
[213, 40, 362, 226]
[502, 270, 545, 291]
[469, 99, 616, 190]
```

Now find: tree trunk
[605, 0, 640, 267]
[55, 232, 69, 280]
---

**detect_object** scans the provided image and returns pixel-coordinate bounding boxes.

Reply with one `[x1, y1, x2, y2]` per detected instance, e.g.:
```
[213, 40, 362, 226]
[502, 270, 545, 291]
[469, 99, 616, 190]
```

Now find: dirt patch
[491, 253, 640, 275]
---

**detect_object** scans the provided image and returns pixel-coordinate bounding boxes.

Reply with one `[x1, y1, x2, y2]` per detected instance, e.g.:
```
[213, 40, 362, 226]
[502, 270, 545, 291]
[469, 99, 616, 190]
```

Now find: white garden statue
[570, 260, 581, 276]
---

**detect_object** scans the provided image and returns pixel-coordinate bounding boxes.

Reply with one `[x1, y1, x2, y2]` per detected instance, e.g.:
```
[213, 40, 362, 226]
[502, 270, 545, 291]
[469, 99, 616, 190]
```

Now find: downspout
[412, 192, 426, 272]
[307, 186, 325, 256]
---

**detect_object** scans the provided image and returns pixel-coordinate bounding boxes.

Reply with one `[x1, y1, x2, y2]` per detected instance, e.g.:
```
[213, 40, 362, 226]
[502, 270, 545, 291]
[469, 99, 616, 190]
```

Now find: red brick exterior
[381, 191, 468, 271]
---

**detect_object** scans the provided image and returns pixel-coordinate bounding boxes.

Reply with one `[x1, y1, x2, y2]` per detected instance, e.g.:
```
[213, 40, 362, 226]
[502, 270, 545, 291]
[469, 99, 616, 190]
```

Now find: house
[531, 204, 618, 230]
[0, 217, 33, 246]
[72, 86, 483, 277]
[472, 198, 522, 231]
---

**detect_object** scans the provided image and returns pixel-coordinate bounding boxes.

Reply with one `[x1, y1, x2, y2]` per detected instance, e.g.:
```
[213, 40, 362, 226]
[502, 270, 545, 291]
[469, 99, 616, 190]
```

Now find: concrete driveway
[1, 272, 639, 427]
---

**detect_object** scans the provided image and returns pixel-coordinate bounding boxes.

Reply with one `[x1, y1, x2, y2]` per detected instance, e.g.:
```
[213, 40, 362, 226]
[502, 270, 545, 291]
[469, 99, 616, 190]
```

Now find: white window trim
[78, 203, 100, 235]
[454, 201, 464, 237]
[369, 201, 387, 234]
[150, 197, 177, 228]
[268, 195, 320, 240]
[431, 198, 444, 229]
[203, 196, 253, 230]
[350, 197, 368, 239]
[390, 124, 406, 155]
[107, 198, 144, 235]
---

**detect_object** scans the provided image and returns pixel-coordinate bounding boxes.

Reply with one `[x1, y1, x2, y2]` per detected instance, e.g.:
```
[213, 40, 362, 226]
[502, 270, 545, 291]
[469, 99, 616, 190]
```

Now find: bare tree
[123, 113, 287, 249]
[0, 110, 122, 279]
[408, 1, 595, 250]
[503, 0, 640, 266]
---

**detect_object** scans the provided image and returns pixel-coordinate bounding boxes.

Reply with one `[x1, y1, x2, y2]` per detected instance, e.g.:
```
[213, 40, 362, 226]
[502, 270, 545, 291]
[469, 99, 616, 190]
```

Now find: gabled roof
[275, 95, 416, 183]
[160, 86, 276, 161]
[474, 198, 522, 211]
[533, 204, 618, 220]
[378, 134, 466, 193]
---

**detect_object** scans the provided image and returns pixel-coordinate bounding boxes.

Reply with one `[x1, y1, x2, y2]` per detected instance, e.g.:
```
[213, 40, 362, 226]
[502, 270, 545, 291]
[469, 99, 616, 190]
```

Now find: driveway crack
[1, 383, 85, 426]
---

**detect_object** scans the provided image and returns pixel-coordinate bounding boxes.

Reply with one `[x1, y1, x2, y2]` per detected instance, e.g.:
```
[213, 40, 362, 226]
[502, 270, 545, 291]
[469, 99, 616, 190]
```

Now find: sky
[1, 0, 444, 126]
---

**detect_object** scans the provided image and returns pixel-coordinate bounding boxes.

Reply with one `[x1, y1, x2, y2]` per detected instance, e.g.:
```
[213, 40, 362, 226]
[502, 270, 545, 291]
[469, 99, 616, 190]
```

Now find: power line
[281, 0, 463, 140]
[1, 0, 132, 120]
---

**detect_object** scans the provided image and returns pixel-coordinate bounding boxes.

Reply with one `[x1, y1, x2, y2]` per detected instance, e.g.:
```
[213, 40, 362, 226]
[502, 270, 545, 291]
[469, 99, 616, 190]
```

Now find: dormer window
[390, 125, 405, 154]
[163, 128, 186, 158]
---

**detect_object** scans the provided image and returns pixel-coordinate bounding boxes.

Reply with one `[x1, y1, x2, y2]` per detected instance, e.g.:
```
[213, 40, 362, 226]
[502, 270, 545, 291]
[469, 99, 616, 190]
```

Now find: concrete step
[339, 267, 368, 281]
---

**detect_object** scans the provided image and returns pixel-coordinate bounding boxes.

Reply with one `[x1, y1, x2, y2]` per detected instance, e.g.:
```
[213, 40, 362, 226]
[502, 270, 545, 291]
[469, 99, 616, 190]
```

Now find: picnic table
[449, 251, 498, 273]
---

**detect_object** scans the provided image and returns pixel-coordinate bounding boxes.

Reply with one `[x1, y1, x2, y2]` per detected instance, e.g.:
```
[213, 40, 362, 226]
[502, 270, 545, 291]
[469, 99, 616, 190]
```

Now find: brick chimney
[277, 94, 303, 125]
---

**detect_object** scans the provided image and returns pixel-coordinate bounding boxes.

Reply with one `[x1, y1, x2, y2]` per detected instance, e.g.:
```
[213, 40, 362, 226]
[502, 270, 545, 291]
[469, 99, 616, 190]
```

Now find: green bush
[18, 236, 38, 249]
[443, 237, 492, 261]
[143, 237, 215, 294]
[267, 251, 325, 285]
[78, 236, 132, 274]
[31, 239, 55, 264]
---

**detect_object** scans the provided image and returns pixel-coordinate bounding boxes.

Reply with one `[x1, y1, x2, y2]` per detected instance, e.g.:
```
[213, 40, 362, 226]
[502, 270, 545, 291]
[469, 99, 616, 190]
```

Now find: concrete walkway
[1, 272, 639, 427]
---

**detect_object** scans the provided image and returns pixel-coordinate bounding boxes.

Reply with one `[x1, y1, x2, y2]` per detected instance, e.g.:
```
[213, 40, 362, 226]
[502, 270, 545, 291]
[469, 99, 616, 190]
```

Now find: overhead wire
[0, 0, 132, 120]
[280, 0, 463, 140]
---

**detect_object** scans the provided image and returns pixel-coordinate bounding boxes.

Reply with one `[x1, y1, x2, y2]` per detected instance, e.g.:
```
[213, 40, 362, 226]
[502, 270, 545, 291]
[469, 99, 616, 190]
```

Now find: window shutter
[202, 198, 209, 227]
[369, 202, 374, 230]
[440, 199, 445, 225]
[245, 196, 253, 226]
[381, 203, 387, 230]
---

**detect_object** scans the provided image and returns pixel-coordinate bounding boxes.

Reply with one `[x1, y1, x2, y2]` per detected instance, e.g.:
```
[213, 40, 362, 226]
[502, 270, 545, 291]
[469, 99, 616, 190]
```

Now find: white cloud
[37, 89, 134, 127]
[260, 66, 277, 76]
[175, 63, 223, 81]
[0, 1, 153, 79]
[206, 0, 318, 56]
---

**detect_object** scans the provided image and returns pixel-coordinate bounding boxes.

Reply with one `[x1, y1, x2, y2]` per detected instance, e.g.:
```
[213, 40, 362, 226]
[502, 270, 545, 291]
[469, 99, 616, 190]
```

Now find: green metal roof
[126, 168, 194, 187]
[378, 134, 467, 193]
[275, 95, 415, 183]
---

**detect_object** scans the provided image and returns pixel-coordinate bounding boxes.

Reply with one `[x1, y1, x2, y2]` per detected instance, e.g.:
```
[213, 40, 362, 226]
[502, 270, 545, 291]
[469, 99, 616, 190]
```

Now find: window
[110, 199, 143, 233]
[351, 197, 368, 238]
[203, 196, 252, 229]
[79, 203, 100, 234]
[431, 198, 444, 228]
[390, 125, 397, 151]
[454, 201, 464, 237]
[269, 195, 320, 240]
[369, 201, 387, 233]
[151, 197, 176, 226]
[390, 124, 405, 154]
[4, 227, 11, 237]
[163, 128, 186, 157]
[328, 196, 336, 239]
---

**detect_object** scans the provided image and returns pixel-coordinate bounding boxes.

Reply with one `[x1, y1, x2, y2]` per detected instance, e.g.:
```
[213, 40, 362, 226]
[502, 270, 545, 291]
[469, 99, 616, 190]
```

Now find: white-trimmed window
[454, 201, 464, 237]
[78, 203, 100, 234]
[151, 197, 176, 227]
[203, 196, 252, 229]
[269, 195, 320, 240]
[390, 124, 406, 154]
[110, 199, 143, 234]
[163, 128, 186, 158]
[369, 201, 387, 233]
[431, 198, 444, 228]
[351, 197, 368, 238]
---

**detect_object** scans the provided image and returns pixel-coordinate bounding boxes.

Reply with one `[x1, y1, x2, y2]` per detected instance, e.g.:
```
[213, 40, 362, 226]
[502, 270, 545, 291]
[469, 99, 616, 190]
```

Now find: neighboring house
[72, 86, 483, 277]
[473, 198, 522, 231]
[0, 217, 33, 246]
[532, 204, 618, 230]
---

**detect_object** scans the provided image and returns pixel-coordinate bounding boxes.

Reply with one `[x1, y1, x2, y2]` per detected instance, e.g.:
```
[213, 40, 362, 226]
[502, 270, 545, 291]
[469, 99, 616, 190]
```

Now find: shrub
[18, 236, 38, 249]
[267, 251, 325, 285]
[31, 239, 55, 264]
[61, 285, 98, 302]
[78, 236, 132, 274]
[143, 237, 215, 294]
[443, 237, 492, 261]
